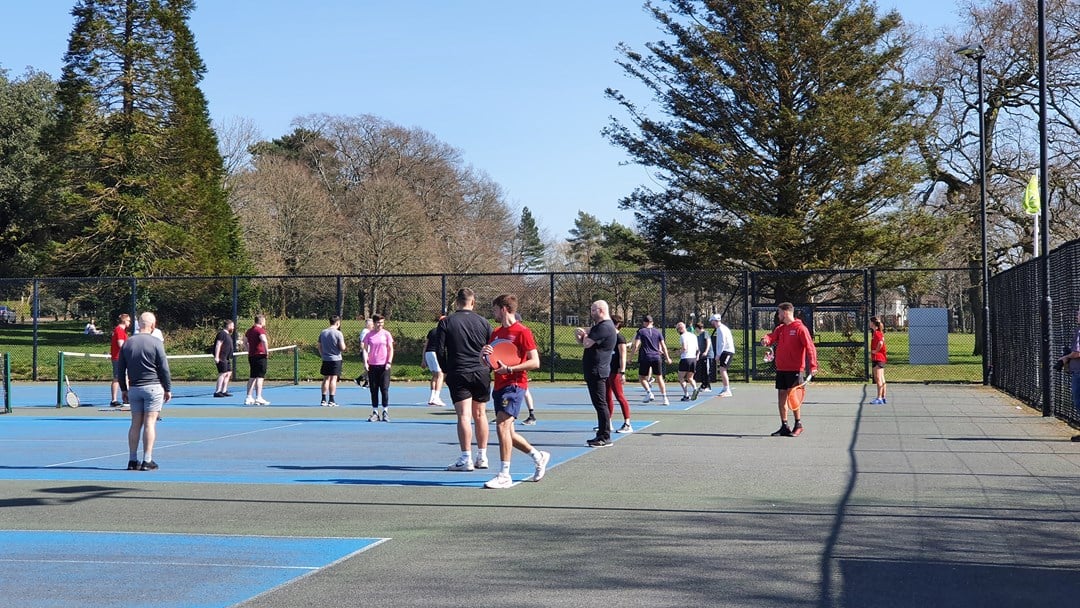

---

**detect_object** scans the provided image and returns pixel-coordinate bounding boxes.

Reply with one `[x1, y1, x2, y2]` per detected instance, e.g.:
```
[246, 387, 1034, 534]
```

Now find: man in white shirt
[710, 314, 735, 397]
[675, 322, 699, 401]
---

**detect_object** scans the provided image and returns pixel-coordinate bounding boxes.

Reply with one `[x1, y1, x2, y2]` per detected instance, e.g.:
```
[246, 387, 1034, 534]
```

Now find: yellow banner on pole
[1022, 174, 1040, 215]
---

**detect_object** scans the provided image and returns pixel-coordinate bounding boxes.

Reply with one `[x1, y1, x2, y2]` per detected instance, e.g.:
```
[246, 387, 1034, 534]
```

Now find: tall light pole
[955, 43, 991, 386]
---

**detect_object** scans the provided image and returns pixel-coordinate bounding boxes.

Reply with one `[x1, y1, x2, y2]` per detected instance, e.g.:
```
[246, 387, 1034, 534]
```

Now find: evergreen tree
[44, 0, 248, 279]
[605, 0, 940, 301]
[510, 207, 546, 272]
[567, 211, 605, 271]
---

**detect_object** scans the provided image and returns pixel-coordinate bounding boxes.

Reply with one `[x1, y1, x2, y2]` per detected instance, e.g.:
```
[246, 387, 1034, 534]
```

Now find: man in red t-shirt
[243, 315, 271, 406]
[760, 303, 818, 437]
[109, 313, 131, 407]
[480, 294, 551, 489]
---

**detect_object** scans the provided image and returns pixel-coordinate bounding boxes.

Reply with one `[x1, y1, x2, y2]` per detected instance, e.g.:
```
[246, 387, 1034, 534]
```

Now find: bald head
[138, 312, 156, 333]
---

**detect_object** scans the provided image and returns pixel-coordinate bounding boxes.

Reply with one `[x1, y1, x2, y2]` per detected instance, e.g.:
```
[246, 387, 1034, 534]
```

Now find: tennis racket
[484, 338, 523, 370]
[64, 375, 81, 408]
[786, 373, 813, 411]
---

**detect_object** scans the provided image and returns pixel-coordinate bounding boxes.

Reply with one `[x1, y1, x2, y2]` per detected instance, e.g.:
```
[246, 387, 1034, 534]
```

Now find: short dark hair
[611, 313, 623, 329]
[455, 288, 475, 306]
[778, 302, 794, 312]
[492, 294, 518, 313]
[642, 314, 653, 324]
[329, 314, 341, 325]
[371, 314, 384, 323]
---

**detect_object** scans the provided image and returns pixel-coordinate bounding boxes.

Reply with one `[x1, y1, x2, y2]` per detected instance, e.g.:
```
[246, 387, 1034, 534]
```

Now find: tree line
[2, 1, 1080, 326]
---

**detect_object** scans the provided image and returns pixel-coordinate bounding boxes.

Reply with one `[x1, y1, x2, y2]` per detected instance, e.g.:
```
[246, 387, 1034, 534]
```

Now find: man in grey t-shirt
[317, 314, 347, 406]
[118, 311, 171, 471]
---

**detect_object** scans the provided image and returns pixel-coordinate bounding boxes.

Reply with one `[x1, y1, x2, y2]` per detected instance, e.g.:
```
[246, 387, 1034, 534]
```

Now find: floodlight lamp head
[954, 44, 986, 61]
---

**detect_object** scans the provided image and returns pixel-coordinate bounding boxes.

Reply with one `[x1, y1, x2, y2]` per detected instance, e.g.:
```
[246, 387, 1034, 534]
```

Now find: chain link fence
[0, 269, 984, 387]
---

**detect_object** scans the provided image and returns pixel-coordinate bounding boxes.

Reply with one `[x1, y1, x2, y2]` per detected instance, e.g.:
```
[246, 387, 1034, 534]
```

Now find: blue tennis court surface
[0, 530, 385, 608]
[0, 417, 653, 487]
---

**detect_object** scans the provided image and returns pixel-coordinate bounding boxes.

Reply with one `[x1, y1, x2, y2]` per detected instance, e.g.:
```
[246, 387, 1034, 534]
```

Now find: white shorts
[423, 351, 442, 373]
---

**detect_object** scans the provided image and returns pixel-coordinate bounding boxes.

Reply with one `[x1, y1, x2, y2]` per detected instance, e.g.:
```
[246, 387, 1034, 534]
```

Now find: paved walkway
[1, 383, 1078, 607]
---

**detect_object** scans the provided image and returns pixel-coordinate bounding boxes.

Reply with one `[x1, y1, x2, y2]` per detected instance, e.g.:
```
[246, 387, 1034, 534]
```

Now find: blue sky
[0, 1, 959, 240]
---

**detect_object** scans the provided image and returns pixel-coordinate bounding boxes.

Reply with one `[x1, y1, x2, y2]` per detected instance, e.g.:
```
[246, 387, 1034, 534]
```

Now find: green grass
[0, 320, 981, 384]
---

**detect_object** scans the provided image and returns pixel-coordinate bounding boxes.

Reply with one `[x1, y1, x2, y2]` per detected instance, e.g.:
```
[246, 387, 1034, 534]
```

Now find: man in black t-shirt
[576, 300, 617, 447]
[430, 288, 493, 471]
[212, 319, 235, 398]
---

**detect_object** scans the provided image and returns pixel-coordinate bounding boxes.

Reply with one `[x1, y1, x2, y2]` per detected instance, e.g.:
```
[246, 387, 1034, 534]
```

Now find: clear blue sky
[0, 0, 959, 239]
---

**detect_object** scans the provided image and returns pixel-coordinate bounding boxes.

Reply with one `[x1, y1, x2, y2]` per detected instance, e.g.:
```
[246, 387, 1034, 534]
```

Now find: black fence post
[742, 269, 750, 382]
[549, 273, 556, 383]
[31, 279, 39, 381]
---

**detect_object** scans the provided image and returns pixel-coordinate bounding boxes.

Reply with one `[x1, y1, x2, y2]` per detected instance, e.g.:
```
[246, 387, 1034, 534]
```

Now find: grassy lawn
[0, 320, 981, 384]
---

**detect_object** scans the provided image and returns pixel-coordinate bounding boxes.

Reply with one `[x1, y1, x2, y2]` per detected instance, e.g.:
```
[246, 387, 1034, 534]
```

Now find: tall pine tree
[44, 0, 247, 279]
[510, 207, 546, 272]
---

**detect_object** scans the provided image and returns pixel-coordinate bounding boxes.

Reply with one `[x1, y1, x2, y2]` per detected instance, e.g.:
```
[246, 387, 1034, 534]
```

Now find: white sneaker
[720, 388, 733, 397]
[529, 451, 551, 482]
[474, 455, 489, 469]
[643, 394, 653, 403]
[701, 387, 712, 393]
[244, 396, 255, 406]
[254, 397, 270, 406]
[484, 473, 514, 489]
[447, 457, 474, 472]
[662, 397, 671, 406]
[320, 400, 328, 407]
[367, 412, 380, 422]
[617, 422, 634, 433]
[430, 397, 447, 407]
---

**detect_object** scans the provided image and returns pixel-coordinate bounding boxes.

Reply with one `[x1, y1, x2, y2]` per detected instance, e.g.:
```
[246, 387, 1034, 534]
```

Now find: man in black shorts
[212, 319, 235, 398]
[430, 288, 493, 471]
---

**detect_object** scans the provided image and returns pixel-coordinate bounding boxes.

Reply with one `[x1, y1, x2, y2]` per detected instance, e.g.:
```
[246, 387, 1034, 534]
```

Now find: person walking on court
[212, 319, 235, 398]
[760, 302, 818, 437]
[109, 313, 131, 407]
[576, 300, 618, 447]
[431, 288, 493, 471]
[481, 294, 551, 489]
[869, 316, 888, 405]
[710, 314, 735, 397]
[362, 314, 394, 421]
[694, 321, 713, 392]
[676, 322, 700, 401]
[631, 315, 671, 405]
[607, 314, 633, 433]
[244, 315, 271, 406]
[421, 316, 447, 406]
[1057, 307, 1080, 442]
[118, 312, 171, 471]
[317, 314, 347, 406]
[356, 317, 373, 387]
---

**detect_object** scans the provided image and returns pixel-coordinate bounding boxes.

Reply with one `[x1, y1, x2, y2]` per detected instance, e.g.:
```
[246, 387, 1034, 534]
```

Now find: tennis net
[56, 345, 299, 407]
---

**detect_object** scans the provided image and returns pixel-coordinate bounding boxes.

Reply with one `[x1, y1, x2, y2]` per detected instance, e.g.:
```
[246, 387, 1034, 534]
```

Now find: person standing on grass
[675, 322, 700, 401]
[421, 316, 448, 406]
[109, 313, 131, 407]
[631, 315, 672, 405]
[1057, 307, 1080, 442]
[317, 314, 347, 407]
[244, 315, 271, 406]
[576, 300, 618, 448]
[481, 294, 550, 489]
[362, 314, 394, 421]
[710, 314, 735, 397]
[118, 312, 171, 471]
[607, 314, 633, 434]
[760, 302, 818, 437]
[212, 319, 235, 398]
[870, 316, 888, 405]
[431, 288, 493, 471]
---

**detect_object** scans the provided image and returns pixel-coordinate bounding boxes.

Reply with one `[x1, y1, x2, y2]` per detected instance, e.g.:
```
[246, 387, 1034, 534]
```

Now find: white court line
[0, 558, 318, 570]
[45, 422, 306, 468]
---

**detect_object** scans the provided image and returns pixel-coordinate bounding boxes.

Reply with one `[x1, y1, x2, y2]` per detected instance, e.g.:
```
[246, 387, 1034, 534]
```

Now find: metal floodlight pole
[955, 43, 991, 386]
[1038, 0, 1053, 416]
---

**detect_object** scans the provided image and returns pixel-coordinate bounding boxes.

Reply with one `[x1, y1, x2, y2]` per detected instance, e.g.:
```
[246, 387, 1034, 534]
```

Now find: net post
[3, 353, 10, 414]
[56, 351, 64, 408]
[293, 346, 299, 385]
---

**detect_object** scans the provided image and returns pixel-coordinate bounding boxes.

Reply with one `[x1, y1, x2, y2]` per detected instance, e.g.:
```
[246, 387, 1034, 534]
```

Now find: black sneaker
[223, 392, 233, 397]
[586, 438, 611, 448]
[1072, 435, 1080, 442]
[771, 424, 792, 437]
[522, 414, 537, 425]
[126, 460, 139, 470]
[110, 401, 123, 408]
[213, 392, 225, 398]
[139, 460, 159, 471]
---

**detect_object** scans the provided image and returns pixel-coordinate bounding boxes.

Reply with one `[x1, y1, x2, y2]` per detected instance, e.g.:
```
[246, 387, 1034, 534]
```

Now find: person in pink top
[362, 314, 394, 422]
[760, 302, 818, 437]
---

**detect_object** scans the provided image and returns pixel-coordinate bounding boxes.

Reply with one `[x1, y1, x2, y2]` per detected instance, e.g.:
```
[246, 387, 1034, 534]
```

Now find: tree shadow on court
[0, 484, 140, 508]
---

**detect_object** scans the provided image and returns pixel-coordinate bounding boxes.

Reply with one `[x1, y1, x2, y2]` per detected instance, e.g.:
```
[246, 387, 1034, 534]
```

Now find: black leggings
[367, 365, 390, 407]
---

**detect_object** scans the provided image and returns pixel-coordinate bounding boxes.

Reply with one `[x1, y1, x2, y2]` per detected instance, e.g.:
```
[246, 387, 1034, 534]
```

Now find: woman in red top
[870, 317, 887, 405]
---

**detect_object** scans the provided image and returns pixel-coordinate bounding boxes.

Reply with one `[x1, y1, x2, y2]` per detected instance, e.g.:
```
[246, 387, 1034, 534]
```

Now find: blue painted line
[0, 530, 385, 608]
[0, 417, 657, 488]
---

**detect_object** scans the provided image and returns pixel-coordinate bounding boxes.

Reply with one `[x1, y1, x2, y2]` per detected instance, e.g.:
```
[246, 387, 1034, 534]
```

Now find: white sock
[500, 461, 511, 475]
[528, 448, 540, 460]
[460, 450, 471, 461]
[478, 448, 488, 460]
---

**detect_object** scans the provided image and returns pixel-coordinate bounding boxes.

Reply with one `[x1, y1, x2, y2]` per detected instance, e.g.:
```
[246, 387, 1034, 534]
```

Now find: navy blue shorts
[493, 385, 526, 419]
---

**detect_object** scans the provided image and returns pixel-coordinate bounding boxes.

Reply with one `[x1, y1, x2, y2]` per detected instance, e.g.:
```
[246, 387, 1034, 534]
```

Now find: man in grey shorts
[118, 312, 172, 471]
